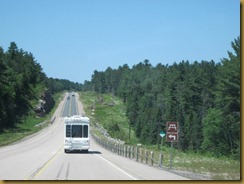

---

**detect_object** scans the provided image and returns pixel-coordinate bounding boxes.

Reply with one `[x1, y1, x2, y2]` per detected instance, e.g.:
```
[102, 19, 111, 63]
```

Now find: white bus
[64, 115, 90, 153]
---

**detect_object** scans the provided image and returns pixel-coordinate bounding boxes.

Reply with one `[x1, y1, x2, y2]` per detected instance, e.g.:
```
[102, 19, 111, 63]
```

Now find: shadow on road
[66, 150, 102, 154]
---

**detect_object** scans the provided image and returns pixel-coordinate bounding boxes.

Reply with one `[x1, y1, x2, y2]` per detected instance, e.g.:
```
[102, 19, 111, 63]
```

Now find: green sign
[159, 131, 165, 137]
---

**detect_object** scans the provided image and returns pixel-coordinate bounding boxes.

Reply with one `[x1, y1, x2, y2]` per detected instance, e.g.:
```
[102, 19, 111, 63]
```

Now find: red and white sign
[166, 122, 179, 142]
[166, 122, 178, 133]
[166, 133, 178, 142]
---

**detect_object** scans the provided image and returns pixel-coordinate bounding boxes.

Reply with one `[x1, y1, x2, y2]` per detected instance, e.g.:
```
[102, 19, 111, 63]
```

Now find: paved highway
[62, 93, 78, 117]
[0, 92, 189, 180]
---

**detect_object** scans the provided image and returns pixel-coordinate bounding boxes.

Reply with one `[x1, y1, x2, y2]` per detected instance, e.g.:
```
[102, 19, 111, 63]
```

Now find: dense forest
[0, 37, 240, 159]
[83, 37, 240, 158]
[0, 42, 83, 131]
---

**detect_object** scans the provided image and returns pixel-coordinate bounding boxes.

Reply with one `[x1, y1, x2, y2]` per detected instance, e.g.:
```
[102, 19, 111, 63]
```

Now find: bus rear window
[66, 125, 71, 137]
[66, 125, 88, 138]
[72, 125, 82, 138]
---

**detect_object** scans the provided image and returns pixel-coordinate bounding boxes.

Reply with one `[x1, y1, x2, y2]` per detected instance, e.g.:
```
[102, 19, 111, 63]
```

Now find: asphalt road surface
[0, 92, 189, 180]
[62, 92, 78, 117]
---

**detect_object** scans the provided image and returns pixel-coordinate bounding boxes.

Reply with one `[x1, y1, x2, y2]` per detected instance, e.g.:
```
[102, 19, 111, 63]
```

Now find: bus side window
[83, 125, 88, 138]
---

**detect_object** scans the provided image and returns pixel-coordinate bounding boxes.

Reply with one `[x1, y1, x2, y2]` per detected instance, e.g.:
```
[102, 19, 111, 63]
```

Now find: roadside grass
[148, 145, 240, 180]
[80, 91, 138, 144]
[0, 116, 46, 146]
[173, 150, 240, 180]
[79, 91, 240, 180]
[0, 92, 63, 147]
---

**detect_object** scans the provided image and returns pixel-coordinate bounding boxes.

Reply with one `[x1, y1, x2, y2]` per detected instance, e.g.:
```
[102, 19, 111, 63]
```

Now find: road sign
[166, 122, 178, 133]
[159, 131, 165, 138]
[166, 133, 178, 142]
[166, 122, 179, 142]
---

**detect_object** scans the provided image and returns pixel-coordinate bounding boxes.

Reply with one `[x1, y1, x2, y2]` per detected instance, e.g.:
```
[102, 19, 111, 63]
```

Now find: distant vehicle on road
[64, 115, 90, 153]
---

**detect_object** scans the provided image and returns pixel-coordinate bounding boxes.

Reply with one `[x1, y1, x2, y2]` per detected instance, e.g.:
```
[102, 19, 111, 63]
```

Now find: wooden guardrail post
[159, 152, 163, 167]
[151, 151, 154, 166]
[136, 146, 139, 162]
[124, 145, 127, 157]
[145, 150, 148, 164]
[140, 149, 143, 163]
[127, 146, 129, 158]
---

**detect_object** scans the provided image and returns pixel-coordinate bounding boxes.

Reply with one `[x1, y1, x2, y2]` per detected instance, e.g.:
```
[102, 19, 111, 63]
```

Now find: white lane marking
[93, 152, 138, 180]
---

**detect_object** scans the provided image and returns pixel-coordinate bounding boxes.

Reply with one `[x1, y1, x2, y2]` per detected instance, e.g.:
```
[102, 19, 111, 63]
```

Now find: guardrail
[52, 116, 56, 123]
[91, 132, 164, 168]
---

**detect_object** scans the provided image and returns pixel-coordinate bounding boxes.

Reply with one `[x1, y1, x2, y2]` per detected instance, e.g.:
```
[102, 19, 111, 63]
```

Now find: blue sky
[0, 0, 240, 83]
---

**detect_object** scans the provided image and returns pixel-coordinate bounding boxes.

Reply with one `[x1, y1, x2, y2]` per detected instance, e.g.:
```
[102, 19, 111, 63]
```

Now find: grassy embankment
[80, 91, 240, 180]
[0, 92, 63, 147]
[80, 91, 139, 144]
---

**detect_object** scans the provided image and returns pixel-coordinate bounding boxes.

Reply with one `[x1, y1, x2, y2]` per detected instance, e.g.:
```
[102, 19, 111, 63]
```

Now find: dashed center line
[26, 146, 63, 180]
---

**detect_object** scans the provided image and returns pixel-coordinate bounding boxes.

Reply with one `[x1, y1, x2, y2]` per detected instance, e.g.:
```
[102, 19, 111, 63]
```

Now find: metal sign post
[170, 142, 173, 170]
[159, 131, 165, 150]
[158, 131, 165, 167]
[166, 122, 179, 170]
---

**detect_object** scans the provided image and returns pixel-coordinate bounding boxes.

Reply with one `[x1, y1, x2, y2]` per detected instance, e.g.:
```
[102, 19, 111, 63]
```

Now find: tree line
[0, 42, 83, 131]
[46, 77, 83, 93]
[83, 37, 240, 158]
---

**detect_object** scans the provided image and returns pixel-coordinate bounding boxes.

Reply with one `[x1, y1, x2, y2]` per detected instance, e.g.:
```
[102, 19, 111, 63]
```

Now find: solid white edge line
[93, 152, 138, 180]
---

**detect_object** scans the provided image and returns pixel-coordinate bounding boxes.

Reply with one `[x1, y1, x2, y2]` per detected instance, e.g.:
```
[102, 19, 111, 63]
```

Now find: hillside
[0, 42, 83, 144]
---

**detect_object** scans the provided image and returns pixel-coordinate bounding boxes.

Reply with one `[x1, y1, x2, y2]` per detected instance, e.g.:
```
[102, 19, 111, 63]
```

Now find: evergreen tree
[83, 37, 240, 157]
